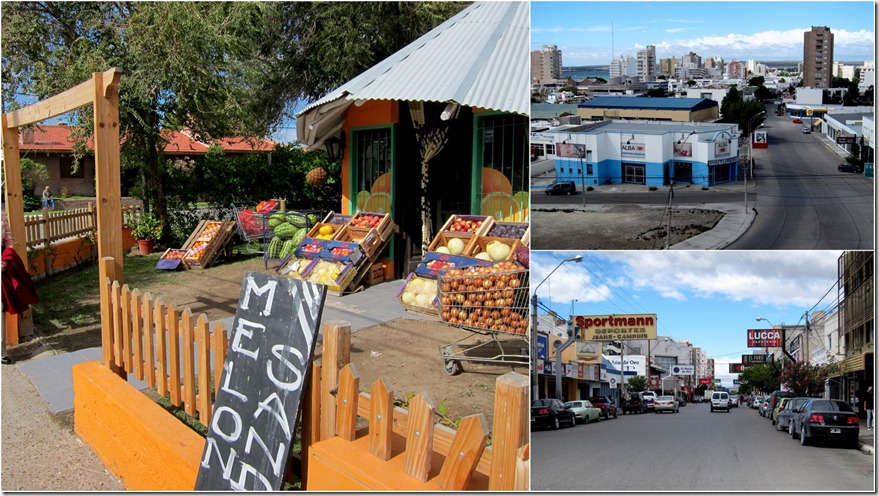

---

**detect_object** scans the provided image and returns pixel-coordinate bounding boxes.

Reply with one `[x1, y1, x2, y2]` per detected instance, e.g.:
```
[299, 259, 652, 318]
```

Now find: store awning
[296, 1, 529, 149]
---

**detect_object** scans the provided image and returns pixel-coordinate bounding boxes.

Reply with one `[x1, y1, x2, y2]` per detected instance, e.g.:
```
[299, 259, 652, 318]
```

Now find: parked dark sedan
[775, 397, 811, 432]
[789, 399, 860, 448]
[531, 398, 577, 430]
[838, 163, 863, 173]
[588, 396, 619, 419]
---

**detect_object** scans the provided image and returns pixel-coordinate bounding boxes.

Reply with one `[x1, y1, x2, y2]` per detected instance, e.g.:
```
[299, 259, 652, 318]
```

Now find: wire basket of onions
[437, 261, 529, 334]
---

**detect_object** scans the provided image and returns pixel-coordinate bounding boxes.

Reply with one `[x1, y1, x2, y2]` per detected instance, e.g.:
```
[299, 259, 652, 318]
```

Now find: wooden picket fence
[98, 264, 529, 490]
[24, 204, 141, 248]
[301, 323, 530, 491]
[100, 271, 228, 428]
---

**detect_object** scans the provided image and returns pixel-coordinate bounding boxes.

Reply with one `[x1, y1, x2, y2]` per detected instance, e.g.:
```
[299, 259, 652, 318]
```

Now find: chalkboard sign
[195, 271, 326, 490]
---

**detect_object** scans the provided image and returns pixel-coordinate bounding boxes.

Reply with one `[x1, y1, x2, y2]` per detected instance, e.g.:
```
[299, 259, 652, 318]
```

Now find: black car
[588, 396, 619, 419]
[545, 181, 577, 195]
[531, 398, 576, 430]
[789, 399, 860, 448]
[775, 397, 811, 432]
[620, 392, 646, 414]
[838, 163, 863, 173]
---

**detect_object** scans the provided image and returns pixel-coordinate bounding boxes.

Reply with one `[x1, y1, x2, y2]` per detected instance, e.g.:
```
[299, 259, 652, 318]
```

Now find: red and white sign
[747, 328, 782, 348]
[698, 377, 713, 385]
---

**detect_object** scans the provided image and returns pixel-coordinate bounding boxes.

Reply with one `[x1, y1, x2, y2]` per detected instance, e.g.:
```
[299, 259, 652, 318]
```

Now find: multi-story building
[836, 251, 873, 414]
[660, 57, 679, 77]
[803, 26, 834, 88]
[858, 62, 875, 93]
[531, 44, 563, 83]
[637, 45, 656, 81]
[610, 55, 638, 79]
[726, 59, 745, 79]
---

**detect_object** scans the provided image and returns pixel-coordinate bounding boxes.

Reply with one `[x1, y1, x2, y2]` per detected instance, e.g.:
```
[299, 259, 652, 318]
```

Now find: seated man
[41, 186, 55, 209]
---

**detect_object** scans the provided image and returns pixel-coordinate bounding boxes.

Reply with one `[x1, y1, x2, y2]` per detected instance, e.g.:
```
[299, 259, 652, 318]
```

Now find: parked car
[767, 391, 796, 414]
[654, 395, 679, 414]
[838, 163, 863, 173]
[760, 398, 773, 417]
[589, 396, 619, 419]
[751, 396, 764, 409]
[789, 399, 860, 448]
[710, 391, 730, 412]
[531, 398, 576, 430]
[565, 400, 602, 424]
[545, 181, 577, 195]
[775, 397, 811, 432]
[641, 391, 658, 412]
[802, 126, 811, 133]
[770, 397, 790, 425]
[792, 118, 803, 124]
[621, 392, 646, 414]
[730, 396, 739, 408]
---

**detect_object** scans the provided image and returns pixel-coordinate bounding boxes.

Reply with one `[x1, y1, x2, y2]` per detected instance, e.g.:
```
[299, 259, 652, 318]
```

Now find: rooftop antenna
[611, 21, 615, 61]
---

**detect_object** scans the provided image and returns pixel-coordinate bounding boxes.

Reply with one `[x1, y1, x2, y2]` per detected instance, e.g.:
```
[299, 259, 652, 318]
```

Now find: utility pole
[804, 312, 811, 365]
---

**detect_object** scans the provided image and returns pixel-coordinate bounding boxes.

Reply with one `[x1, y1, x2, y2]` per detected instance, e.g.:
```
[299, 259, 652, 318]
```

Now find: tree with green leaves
[719, 86, 765, 132]
[2, 2, 467, 237]
[626, 375, 648, 392]
[779, 360, 828, 396]
[738, 362, 781, 394]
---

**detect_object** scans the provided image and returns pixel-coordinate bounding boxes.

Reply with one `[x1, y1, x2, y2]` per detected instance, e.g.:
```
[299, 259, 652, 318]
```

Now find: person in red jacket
[1, 208, 39, 364]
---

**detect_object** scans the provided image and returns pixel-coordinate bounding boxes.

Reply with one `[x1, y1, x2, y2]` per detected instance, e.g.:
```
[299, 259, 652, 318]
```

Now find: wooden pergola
[2, 68, 124, 347]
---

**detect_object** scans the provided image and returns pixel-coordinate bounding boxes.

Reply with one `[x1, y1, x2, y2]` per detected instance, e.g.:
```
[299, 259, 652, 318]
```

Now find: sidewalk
[857, 418, 874, 455]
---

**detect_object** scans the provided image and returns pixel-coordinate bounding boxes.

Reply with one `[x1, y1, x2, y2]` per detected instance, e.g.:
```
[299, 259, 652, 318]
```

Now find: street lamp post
[745, 111, 766, 214]
[531, 255, 583, 401]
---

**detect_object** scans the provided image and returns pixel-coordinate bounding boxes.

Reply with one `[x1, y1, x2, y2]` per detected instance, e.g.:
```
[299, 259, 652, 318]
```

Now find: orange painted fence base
[72, 361, 203, 490]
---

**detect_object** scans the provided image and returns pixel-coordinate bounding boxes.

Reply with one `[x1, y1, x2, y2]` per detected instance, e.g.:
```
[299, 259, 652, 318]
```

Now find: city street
[531, 403, 875, 492]
[727, 105, 874, 249]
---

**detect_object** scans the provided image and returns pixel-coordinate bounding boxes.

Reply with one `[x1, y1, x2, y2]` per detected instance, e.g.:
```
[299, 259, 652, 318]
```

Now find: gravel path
[1, 364, 123, 491]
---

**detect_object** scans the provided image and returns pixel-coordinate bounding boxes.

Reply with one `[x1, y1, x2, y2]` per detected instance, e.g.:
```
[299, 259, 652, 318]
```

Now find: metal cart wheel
[443, 359, 462, 376]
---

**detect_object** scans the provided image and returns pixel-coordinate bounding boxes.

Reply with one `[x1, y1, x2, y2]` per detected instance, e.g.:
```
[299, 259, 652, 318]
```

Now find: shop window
[60, 156, 85, 179]
[587, 164, 593, 175]
[476, 113, 528, 222]
[546, 144, 555, 155]
[351, 128, 393, 214]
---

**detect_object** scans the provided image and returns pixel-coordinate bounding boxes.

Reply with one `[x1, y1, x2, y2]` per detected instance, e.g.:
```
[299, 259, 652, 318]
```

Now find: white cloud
[595, 251, 841, 308]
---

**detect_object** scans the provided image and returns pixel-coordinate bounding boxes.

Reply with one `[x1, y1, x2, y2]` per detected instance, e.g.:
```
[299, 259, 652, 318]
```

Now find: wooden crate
[350, 212, 394, 242]
[464, 236, 520, 261]
[321, 211, 353, 226]
[426, 232, 475, 256]
[333, 225, 382, 259]
[182, 220, 236, 269]
[395, 273, 439, 316]
[485, 221, 529, 243]
[439, 214, 493, 237]
[307, 222, 343, 240]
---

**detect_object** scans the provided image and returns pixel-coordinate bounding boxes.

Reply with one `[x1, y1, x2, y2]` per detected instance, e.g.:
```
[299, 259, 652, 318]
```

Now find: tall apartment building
[611, 55, 638, 78]
[727, 59, 745, 79]
[659, 57, 679, 76]
[803, 26, 834, 88]
[637, 45, 656, 81]
[531, 44, 563, 83]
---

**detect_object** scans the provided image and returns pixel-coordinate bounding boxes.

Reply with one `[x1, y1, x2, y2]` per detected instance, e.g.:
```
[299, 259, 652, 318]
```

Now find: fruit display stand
[180, 220, 237, 269]
[435, 261, 530, 375]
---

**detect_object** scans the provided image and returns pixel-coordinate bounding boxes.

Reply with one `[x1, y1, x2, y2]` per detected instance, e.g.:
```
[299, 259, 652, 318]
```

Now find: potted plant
[131, 212, 162, 255]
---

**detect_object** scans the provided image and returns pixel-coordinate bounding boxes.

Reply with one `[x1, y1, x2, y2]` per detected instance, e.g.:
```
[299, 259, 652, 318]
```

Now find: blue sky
[531, 250, 843, 387]
[532, 1, 876, 66]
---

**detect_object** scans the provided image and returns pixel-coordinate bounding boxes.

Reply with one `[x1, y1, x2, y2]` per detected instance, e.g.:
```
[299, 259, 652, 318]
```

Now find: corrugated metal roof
[297, 1, 528, 148]
[578, 96, 716, 111]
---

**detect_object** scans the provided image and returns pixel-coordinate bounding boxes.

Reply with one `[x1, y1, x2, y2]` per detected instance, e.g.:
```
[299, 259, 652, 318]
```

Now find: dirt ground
[531, 205, 724, 249]
[15, 249, 525, 431]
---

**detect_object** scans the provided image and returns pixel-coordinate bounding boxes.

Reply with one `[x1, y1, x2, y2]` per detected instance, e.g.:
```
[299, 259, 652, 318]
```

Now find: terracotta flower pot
[137, 239, 155, 255]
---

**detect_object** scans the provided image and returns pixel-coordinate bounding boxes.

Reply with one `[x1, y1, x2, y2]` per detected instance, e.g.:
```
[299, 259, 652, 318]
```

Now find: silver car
[654, 395, 679, 414]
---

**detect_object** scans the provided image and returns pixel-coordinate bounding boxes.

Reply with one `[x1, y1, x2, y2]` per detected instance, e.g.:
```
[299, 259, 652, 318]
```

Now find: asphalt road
[531, 403, 874, 492]
[726, 107, 873, 249]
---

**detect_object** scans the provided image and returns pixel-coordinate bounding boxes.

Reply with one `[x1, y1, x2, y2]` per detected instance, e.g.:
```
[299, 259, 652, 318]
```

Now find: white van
[711, 391, 730, 413]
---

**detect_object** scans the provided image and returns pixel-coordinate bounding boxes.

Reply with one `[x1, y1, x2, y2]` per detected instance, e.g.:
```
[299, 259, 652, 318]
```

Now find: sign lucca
[747, 328, 782, 348]
[573, 314, 657, 341]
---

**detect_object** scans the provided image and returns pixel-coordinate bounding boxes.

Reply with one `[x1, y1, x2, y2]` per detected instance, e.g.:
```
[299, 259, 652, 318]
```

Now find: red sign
[698, 377, 713, 385]
[729, 363, 745, 373]
[747, 328, 782, 348]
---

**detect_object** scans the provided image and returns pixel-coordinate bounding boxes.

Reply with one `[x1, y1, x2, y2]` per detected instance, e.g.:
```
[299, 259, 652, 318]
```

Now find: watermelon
[279, 238, 299, 259]
[267, 236, 283, 258]
[288, 211, 308, 229]
[268, 213, 289, 228]
[307, 213, 319, 226]
[291, 227, 307, 246]
[274, 222, 299, 239]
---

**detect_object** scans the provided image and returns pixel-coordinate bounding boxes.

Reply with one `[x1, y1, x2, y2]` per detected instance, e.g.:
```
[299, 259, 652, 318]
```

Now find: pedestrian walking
[866, 386, 874, 431]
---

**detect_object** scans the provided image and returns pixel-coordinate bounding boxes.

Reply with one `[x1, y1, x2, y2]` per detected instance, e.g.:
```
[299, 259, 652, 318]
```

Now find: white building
[545, 120, 740, 188]
[610, 55, 638, 79]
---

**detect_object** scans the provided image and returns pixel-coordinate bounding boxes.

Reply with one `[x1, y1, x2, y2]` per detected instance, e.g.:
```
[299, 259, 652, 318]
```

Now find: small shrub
[648, 186, 658, 191]
[59, 187, 70, 198]
[586, 186, 594, 191]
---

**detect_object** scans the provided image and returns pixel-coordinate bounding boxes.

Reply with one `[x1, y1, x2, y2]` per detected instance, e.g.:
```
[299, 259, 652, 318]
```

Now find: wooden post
[369, 378, 395, 460]
[438, 414, 490, 490]
[154, 298, 167, 397]
[2, 115, 33, 344]
[181, 308, 197, 417]
[196, 314, 212, 427]
[319, 322, 351, 441]
[300, 361, 321, 490]
[404, 392, 435, 482]
[92, 69, 124, 294]
[98, 257, 118, 374]
[488, 372, 528, 491]
[335, 363, 359, 441]
[513, 444, 530, 491]
[41, 207, 51, 273]
[142, 292, 155, 388]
